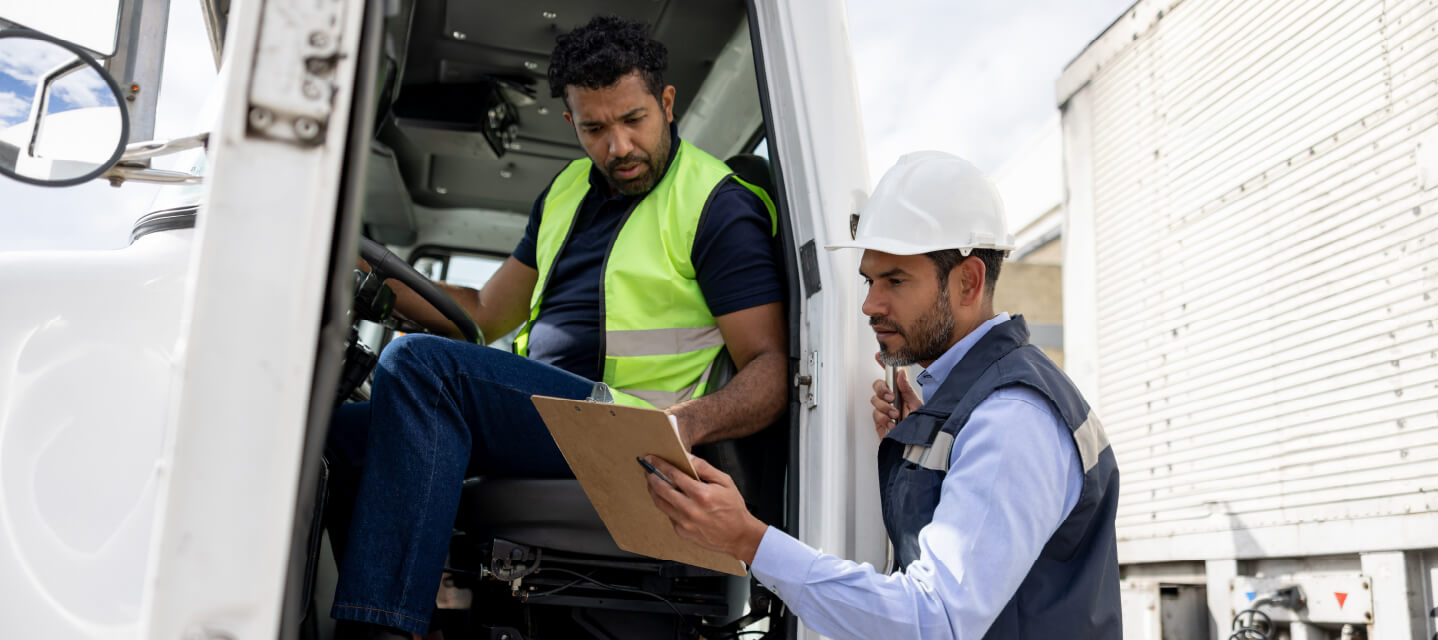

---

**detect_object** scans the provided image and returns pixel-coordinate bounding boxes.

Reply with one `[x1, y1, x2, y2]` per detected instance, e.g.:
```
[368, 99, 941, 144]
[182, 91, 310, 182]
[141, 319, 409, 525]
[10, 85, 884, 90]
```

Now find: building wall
[995, 259, 1065, 368]
[1016, 235, 1063, 266]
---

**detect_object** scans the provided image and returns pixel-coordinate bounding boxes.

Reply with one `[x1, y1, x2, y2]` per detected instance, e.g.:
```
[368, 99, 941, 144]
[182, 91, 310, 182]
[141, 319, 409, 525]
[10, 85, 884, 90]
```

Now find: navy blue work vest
[878, 316, 1122, 638]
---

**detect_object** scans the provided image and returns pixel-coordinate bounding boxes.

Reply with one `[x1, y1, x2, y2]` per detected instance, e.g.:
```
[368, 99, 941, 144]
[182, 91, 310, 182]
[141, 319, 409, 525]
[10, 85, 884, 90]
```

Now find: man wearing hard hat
[643, 151, 1122, 639]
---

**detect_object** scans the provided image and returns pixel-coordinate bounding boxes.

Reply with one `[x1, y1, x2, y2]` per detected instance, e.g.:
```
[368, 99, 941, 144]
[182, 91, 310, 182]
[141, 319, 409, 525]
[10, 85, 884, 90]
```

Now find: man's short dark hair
[548, 15, 668, 105]
[926, 248, 1004, 296]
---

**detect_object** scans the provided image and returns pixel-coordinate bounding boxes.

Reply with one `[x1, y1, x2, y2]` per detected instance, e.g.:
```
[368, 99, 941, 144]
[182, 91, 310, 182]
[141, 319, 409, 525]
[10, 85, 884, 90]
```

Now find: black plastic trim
[799, 239, 822, 298]
[744, 4, 804, 636]
[744, 0, 802, 537]
[128, 205, 198, 244]
[742, 126, 768, 156]
[282, 1, 386, 638]
[405, 244, 513, 293]
[406, 243, 510, 267]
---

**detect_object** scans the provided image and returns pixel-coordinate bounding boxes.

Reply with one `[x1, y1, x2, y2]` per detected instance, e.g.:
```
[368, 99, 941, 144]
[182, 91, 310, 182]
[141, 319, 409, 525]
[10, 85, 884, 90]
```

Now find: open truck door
[132, 1, 377, 638]
[0, 0, 375, 638]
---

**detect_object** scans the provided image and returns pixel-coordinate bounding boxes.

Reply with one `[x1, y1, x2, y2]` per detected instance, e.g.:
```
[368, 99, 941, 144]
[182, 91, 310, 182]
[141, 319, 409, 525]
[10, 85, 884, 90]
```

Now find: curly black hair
[548, 15, 668, 105]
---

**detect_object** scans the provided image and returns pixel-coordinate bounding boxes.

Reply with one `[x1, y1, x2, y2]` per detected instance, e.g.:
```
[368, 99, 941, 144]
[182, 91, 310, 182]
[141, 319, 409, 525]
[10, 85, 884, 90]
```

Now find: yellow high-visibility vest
[514, 140, 776, 409]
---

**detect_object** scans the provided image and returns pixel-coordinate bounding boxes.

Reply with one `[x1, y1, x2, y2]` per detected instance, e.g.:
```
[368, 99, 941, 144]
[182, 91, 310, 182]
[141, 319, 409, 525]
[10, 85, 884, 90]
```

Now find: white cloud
[0, 33, 117, 113]
[0, 90, 28, 126]
[0, 36, 77, 86]
[50, 67, 113, 110]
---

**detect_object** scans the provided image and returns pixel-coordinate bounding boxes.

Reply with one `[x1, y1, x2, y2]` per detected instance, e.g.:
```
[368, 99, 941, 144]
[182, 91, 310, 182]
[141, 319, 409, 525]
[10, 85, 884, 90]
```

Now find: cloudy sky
[0, 0, 1134, 251]
[845, 0, 1133, 175]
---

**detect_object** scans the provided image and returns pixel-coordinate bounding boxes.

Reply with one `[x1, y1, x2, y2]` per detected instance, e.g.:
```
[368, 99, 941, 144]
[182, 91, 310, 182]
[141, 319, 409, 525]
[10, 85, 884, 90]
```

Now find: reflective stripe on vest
[902, 408, 1110, 473]
[514, 140, 776, 409]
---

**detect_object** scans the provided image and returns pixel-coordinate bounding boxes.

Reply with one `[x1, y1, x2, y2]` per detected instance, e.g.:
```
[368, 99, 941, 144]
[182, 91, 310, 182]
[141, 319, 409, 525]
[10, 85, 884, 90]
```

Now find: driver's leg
[331, 334, 594, 637]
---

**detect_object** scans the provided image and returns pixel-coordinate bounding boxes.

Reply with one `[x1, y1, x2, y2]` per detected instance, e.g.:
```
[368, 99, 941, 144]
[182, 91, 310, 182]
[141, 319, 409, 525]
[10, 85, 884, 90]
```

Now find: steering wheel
[359, 237, 484, 344]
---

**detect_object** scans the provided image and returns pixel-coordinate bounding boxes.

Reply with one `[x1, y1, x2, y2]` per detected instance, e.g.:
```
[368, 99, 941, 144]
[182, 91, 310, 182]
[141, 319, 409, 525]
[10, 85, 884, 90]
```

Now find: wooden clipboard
[530, 395, 747, 576]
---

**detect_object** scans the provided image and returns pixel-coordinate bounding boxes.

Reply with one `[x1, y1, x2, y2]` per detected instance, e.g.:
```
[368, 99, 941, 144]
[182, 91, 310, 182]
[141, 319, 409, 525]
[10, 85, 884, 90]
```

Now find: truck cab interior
[296, 1, 802, 638]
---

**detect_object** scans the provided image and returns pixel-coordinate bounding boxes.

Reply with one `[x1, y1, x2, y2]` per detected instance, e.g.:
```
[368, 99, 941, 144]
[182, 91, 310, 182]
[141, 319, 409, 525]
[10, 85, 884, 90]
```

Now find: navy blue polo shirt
[512, 132, 783, 381]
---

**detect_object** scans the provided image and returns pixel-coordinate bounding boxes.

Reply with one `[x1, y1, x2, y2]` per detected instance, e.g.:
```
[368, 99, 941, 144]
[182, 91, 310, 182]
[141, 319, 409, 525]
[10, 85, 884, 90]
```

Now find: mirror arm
[103, 132, 209, 185]
[106, 0, 171, 144]
[103, 165, 202, 185]
[120, 132, 209, 162]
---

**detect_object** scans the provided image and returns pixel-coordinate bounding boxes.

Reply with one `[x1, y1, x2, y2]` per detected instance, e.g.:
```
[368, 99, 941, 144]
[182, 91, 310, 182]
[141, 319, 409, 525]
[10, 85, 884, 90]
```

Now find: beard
[873, 286, 956, 367]
[603, 126, 672, 195]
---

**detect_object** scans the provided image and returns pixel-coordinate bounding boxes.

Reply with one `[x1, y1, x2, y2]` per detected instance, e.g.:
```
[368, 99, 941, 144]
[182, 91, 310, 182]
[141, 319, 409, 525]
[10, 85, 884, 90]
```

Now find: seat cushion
[456, 476, 639, 558]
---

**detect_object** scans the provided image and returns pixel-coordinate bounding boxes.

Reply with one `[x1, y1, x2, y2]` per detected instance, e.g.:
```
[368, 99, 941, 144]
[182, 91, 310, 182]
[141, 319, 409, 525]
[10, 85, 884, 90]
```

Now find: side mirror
[0, 29, 129, 187]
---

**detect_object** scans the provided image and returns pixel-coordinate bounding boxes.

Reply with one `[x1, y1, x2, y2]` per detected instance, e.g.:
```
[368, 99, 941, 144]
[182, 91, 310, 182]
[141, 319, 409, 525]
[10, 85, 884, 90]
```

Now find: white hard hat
[827, 151, 1015, 256]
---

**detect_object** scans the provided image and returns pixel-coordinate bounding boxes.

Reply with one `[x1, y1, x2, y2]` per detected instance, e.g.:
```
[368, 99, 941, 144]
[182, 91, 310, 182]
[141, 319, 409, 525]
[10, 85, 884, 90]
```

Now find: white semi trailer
[1059, 1, 1438, 638]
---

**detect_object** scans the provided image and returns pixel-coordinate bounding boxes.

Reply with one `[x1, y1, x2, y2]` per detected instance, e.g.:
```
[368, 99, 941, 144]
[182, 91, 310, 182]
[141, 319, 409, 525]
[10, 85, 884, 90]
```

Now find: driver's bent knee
[375, 333, 454, 377]
[378, 333, 515, 385]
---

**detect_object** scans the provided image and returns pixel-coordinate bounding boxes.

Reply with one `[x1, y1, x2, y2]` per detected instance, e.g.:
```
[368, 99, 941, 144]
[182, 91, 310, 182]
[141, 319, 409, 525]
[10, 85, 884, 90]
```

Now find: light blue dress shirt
[750, 314, 1084, 640]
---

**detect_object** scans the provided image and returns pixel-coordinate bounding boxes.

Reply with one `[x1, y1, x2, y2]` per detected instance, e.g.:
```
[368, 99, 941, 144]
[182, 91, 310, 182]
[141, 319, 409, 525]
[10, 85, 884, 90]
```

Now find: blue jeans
[325, 334, 595, 635]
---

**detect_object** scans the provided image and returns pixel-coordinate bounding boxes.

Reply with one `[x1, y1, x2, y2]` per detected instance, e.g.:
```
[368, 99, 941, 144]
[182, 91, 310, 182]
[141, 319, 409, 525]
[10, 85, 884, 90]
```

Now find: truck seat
[456, 476, 635, 558]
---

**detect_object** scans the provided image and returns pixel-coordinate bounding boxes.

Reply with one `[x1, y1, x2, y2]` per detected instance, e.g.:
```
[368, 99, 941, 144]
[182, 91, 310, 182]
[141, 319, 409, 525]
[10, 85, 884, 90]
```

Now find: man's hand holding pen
[642, 454, 768, 565]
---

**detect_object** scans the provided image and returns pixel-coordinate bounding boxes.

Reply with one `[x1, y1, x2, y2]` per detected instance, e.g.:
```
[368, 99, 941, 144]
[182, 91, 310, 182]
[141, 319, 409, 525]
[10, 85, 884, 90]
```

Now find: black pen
[637, 456, 678, 490]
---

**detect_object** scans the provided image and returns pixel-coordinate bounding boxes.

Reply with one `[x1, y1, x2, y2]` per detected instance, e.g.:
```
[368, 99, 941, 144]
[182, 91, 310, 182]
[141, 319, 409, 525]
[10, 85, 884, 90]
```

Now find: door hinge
[794, 350, 818, 408]
[246, 0, 348, 145]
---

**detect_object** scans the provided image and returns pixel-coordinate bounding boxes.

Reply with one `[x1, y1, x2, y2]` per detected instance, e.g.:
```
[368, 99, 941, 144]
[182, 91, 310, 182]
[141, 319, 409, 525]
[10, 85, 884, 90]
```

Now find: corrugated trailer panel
[1061, 0, 1438, 561]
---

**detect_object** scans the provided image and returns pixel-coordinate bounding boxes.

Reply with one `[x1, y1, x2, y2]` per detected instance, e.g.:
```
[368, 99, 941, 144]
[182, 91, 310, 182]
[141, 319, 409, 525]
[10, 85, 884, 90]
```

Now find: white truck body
[1060, 0, 1438, 637]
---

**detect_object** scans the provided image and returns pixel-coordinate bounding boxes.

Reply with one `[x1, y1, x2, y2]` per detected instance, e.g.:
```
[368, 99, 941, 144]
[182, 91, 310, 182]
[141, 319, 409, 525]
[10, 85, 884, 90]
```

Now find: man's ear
[956, 256, 986, 307]
[563, 111, 574, 127]
[662, 85, 676, 123]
